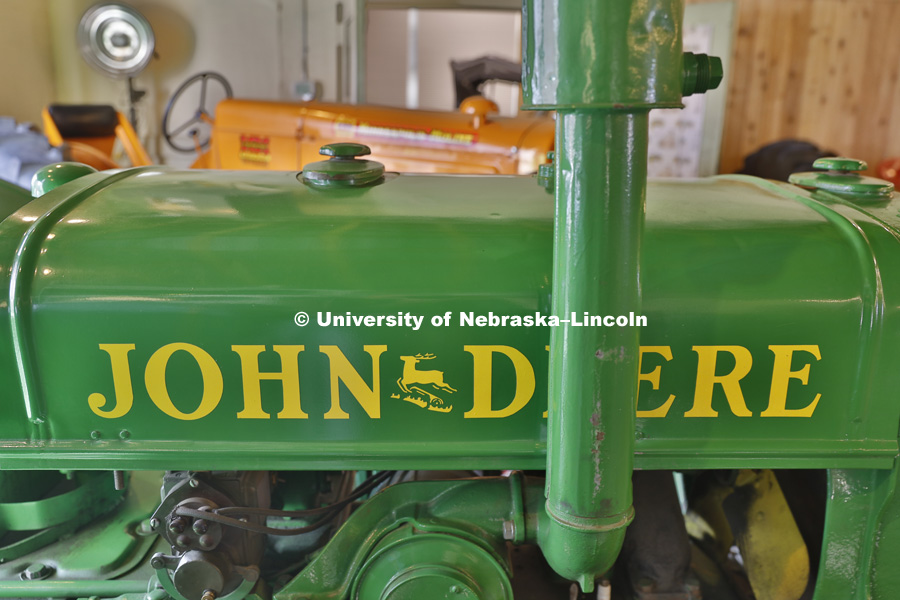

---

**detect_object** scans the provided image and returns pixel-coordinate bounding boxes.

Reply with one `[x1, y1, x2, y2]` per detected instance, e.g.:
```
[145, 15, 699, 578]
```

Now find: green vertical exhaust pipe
[522, 0, 721, 591]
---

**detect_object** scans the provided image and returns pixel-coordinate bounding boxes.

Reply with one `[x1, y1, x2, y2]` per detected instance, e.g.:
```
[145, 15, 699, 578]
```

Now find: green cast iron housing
[0, 169, 896, 472]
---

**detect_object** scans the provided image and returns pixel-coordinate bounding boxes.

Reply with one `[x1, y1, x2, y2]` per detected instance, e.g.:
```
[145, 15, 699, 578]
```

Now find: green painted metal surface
[276, 475, 541, 600]
[0, 179, 33, 219]
[31, 162, 98, 199]
[802, 466, 900, 598]
[541, 110, 646, 589]
[0, 0, 899, 595]
[521, 0, 700, 586]
[0, 580, 149, 598]
[535, 152, 554, 192]
[814, 157, 868, 172]
[2, 0, 899, 597]
[0, 471, 125, 561]
[0, 170, 896, 470]
[301, 143, 385, 189]
[522, 0, 684, 109]
[0, 471, 121, 531]
[0, 471, 161, 596]
[352, 527, 512, 600]
[790, 158, 894, 200]
[682, 52, 724, 96]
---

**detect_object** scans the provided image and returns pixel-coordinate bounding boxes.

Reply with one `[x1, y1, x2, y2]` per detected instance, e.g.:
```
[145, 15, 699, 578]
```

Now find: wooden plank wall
[697, 0, 900, 174]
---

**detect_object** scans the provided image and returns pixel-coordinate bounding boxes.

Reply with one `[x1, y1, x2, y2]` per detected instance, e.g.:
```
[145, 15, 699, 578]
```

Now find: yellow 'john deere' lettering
[89, 343, 823, 421]
[761, 345, 822, 417]
[636, 346, 676, 418]
[685, 346, 754, 417]
[145, 343, 223, 421]
[88, 344, 136, 418]
[635, 344, 823, 418]
[463, 345, 535, 418]
[233, 345, 307, 419]
[320, 345, 387, 419]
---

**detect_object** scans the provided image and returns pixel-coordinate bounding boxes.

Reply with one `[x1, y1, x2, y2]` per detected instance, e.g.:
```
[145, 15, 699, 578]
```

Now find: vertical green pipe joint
[522, 0, 684, 109]
[521, 0, 712, 592]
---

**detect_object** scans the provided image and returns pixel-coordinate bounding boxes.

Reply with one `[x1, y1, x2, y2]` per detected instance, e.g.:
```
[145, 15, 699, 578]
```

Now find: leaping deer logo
[392, 353, 456, 413]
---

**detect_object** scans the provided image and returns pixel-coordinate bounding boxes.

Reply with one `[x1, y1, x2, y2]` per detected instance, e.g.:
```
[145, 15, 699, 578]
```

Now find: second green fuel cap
[301, 143, 385, 189]
[789, 156, 894, 201]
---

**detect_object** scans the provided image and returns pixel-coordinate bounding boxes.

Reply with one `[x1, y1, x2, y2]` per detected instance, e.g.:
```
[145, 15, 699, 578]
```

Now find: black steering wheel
[162, 71, 233, 153]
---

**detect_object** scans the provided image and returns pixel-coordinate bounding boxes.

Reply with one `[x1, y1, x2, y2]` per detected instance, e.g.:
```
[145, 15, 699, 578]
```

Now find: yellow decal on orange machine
[239, 134, 271, 163]
[334, 117, 477, 146]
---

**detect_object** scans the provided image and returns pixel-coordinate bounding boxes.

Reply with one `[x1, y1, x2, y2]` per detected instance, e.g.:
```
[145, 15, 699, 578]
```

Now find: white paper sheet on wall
[647, 24, 713, 178]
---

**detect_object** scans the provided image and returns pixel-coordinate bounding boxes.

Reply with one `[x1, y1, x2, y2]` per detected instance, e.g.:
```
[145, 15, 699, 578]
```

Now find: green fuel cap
[789, 156, 894, 201]
[301, 143, 385, 189]
[812, 157, 867, 172]
[31, 162, 97, 198]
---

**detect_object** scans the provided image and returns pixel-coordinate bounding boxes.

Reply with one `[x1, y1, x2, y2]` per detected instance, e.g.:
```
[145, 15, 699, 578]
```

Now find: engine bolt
[150, 554, 165, 569]
[149, 518, 159, 530]
[193, 519, 209, 534]
[199, 534, 216, 549]
[201, 590, 217, 600]
[168, 517, 185, 534]
[176, 534, 191, 547]
[189, 478, 200, 488]
[21, 563, 53, 581]
[502, 520, 515, 540]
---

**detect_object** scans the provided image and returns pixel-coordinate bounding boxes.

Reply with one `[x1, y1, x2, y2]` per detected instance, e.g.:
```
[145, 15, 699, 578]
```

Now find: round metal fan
[77, 3, 155, 127]
[78, 3, 155, 78]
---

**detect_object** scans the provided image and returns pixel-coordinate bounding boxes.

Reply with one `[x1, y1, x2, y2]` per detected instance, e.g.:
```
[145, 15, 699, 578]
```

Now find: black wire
[174, 470, 393, 537]
[221, 469, 393, 518]
[176, 504, 343, 536]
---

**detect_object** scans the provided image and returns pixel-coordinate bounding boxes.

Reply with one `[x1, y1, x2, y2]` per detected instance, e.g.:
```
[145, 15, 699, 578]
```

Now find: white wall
[0, 0, 57, 125]
[366, 9, 521, 115]
[366, 9, 408, 108]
